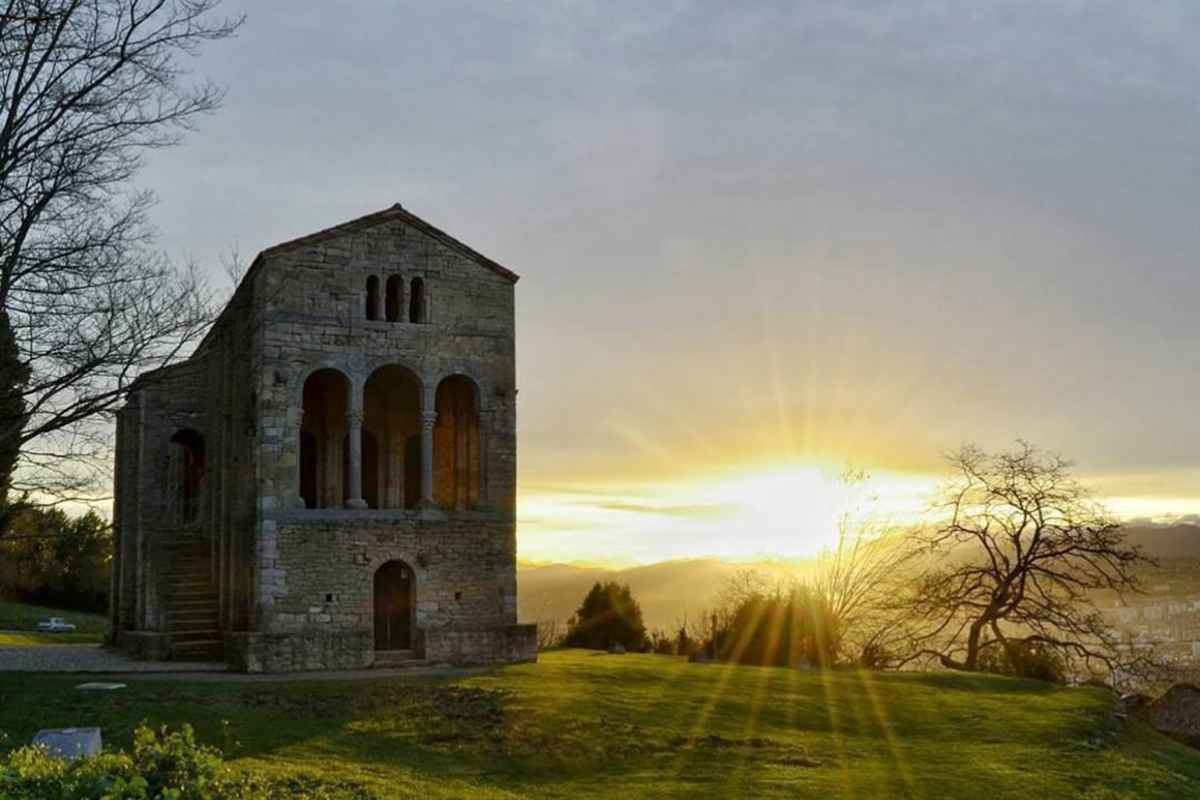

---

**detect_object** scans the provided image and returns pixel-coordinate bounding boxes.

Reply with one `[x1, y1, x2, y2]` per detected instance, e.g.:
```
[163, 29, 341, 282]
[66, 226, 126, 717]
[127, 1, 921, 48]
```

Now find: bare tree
[903, 441, 1160, 684]
[0, 0, 241, 514]
[812, 466, 919, 666]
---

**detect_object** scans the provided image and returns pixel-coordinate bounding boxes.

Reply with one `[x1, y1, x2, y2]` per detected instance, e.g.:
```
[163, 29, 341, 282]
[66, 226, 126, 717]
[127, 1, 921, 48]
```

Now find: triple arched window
[298, 367, 480, 511]
[364, 275, 427, 323]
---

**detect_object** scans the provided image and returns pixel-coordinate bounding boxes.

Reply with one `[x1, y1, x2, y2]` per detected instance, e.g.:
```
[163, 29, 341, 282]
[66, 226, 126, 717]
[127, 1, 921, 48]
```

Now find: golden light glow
[517, 461, 935, 567]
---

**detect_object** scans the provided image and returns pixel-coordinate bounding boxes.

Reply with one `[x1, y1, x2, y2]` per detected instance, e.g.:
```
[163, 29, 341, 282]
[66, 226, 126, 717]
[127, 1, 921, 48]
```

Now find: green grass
[0, 599, 106, 642]
[2, 650, 1199, 798]
[0, 631, 102, 646]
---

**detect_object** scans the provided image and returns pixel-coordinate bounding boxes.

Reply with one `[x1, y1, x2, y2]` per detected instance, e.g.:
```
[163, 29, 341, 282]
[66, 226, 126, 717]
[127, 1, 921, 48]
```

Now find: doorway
[373, 560, 413, 650]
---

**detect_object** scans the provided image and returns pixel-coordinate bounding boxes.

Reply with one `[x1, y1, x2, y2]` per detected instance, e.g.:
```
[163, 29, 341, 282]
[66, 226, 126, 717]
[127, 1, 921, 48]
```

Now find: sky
[137, 1, 1200, 565]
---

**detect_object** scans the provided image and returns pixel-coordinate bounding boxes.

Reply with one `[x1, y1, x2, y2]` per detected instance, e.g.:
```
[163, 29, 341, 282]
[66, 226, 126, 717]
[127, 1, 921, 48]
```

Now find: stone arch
[385, 275, 403, 322]
[168, 429, 205, 524]
[365, 275, 380, 321]
[434, 374, 479, 510]
[374, 559, 414, 651]
[364, 364, 422, 509]
[300, 368, 350, 509]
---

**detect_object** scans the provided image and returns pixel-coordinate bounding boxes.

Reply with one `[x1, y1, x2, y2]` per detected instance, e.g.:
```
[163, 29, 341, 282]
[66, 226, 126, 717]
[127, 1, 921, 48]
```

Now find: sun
[695, 465, 851, 558]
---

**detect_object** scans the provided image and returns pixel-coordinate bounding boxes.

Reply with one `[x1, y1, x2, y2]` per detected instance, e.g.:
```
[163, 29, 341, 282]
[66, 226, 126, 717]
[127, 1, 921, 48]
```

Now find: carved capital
[345, 409, 364, 428]
[421, 411, 438, 429]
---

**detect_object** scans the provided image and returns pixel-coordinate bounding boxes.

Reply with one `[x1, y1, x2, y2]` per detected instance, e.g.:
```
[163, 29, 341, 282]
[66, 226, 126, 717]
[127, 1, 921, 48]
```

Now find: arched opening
[299, 431, 318, 509]
[385, 275, 403, 322]
[363, 365, 421, 509]
[300, 368, 350, 508]
[434, 375, 479, 511]
[374, 560, 414, 651]
[168, 429, 205, 524]
[365, 276, 380, 321]
[409, 277, 425, 324]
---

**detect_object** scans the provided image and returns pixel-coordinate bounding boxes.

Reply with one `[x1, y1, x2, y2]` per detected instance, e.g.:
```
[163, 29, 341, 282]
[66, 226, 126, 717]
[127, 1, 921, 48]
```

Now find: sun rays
[517, 463, 932, 565]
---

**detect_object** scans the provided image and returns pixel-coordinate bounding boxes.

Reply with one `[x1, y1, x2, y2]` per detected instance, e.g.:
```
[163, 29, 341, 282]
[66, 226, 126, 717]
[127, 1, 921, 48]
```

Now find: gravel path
[0, 644, 226, 673]
[0, 644, 486, 682]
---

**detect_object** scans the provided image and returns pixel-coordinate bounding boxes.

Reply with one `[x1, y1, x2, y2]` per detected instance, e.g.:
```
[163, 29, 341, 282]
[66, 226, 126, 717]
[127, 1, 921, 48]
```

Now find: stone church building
[109, 205, 537, 671]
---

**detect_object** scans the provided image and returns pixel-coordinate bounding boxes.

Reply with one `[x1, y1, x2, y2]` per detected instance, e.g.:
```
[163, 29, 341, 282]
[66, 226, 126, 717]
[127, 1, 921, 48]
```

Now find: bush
[562, 582, 647, 651]
[0, 724, 378, 799]
[978, 639, 1068, 684]
[701, 576, 841, 668]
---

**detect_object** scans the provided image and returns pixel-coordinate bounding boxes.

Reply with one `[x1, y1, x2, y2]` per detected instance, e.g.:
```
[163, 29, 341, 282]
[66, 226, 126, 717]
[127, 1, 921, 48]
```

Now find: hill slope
[2, 651, 1199, 798]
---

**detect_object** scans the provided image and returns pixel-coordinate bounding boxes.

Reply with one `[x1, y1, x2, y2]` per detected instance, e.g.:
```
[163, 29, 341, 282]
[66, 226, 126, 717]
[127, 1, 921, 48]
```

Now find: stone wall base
[118, 631, 172, 661]
[222, 625, 537, 672]
[425, 624, 538, 664]
[225, 630, 374, 673]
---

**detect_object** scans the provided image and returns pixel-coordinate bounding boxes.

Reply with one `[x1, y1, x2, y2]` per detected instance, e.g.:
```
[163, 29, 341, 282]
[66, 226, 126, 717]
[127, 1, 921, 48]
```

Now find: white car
[36, 617, 76, 633]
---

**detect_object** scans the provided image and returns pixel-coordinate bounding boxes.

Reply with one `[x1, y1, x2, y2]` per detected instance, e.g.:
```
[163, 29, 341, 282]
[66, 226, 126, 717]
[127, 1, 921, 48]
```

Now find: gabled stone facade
[110, 206, 537, 671]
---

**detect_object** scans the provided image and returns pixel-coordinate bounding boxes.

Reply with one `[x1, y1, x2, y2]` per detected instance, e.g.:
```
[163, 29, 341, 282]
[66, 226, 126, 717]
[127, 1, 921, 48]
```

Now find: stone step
[166, 607, 219, 620]
[170, 640, 223, 661]
[167, 587, 217, 598]
[373, 649, 419, 667]
[168, 629, 221, 643]
[166, 568, 212, 577]
[167, 618, 219, 633]
[166, 598, 217, 607]
[165, 580, 215, 591]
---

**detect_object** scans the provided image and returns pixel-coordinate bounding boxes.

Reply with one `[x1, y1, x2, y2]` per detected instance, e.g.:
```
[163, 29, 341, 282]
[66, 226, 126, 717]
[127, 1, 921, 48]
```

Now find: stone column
[345, 409, 367, 509]
[419, 410, 437, 508]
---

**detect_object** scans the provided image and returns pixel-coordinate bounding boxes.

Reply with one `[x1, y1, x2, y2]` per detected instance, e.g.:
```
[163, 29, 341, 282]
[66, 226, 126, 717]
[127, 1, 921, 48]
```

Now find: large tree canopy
[0, 0, 239, 510]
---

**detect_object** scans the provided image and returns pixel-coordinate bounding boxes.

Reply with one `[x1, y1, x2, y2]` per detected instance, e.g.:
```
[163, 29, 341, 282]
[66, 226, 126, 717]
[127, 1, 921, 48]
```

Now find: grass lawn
[0, 631, 101, 646]
[1, 649, 1198, 798]
[0, 599, 107, 642]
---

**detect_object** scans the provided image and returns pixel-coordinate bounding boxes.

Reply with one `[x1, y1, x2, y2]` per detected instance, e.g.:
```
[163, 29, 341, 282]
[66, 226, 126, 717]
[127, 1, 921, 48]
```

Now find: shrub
[0, 724, 378, 799]
[701, 576, 841, 668]
[562, 582, 647, 651]
[978, 639, 1068, 684]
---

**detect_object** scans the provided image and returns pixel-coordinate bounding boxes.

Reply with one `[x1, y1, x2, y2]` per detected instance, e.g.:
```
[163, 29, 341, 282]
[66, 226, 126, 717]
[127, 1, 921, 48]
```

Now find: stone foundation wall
[426, 624, 537, 664]
[244, 511, 524, 670]
[225, 630, 374, 673]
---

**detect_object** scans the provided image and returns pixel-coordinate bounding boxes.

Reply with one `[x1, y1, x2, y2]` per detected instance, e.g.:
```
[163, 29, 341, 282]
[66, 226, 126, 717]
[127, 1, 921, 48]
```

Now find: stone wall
[262, 513, 515, 629]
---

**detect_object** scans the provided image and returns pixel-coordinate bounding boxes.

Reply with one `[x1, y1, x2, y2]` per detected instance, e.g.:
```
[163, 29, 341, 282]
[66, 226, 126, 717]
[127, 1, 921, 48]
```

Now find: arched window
[300, 368, 350, 508]
[365, 276, 380, 321]
[168, 429, 205, 524]
[409, 277, 425, 324]
[433, 375, 479, 511]
[363, 365, 421, 509]
[385, 275, 403, 322]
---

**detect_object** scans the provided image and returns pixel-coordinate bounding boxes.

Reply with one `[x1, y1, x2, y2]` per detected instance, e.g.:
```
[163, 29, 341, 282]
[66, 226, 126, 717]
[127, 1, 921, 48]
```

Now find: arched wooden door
[373, 560, 413, 650]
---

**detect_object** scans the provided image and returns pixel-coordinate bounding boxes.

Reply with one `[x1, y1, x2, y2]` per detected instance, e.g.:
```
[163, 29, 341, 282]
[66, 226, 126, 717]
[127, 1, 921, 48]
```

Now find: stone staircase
[163, 536, 223, 661]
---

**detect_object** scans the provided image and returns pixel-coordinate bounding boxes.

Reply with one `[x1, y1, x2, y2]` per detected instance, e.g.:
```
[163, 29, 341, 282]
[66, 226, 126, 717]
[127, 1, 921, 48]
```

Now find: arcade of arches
[299, 366, 482, 511]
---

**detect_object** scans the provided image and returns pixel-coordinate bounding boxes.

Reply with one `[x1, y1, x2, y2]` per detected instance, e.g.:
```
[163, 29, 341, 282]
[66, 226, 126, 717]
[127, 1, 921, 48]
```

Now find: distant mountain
[517, 558, 803, 632]
[1120, 523, 1200, 560]
[517, 524, 1200, 631]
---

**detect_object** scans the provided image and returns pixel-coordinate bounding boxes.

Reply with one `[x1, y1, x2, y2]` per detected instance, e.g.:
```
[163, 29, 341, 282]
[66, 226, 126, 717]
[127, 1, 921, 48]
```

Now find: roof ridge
[255, 205, 519, 282]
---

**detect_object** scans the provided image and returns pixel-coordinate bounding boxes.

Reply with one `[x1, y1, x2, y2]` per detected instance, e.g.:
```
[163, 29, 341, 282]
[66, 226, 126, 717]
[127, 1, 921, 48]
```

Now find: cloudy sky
[141, 1, 1200, 563]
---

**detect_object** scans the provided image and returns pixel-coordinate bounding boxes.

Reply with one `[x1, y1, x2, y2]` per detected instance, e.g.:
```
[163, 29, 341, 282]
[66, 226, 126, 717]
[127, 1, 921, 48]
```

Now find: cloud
[597, 502, 739, 518]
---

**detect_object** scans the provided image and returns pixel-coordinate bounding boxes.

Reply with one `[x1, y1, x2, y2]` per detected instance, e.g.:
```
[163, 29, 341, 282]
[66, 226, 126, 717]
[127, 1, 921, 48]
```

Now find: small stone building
[109, 205, 537, 671]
